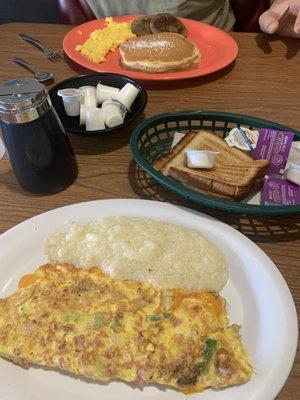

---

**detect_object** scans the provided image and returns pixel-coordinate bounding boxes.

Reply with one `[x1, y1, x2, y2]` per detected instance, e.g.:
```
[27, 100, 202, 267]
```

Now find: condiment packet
[171, 132, 185, 149]
[0, 138, 5, 160]
[253, 128, 294, 174]
[286, 141, 300, 169]
[262, 175, 300, 205]
[284, 163, 300, 186]
[225, 127, 259, 151]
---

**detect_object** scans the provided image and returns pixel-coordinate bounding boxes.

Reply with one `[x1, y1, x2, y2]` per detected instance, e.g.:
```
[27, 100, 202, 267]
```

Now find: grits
[45, 217, 228, 292]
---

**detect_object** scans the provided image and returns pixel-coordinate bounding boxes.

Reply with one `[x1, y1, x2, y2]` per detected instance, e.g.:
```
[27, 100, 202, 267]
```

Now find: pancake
[120, 32, 200, 73]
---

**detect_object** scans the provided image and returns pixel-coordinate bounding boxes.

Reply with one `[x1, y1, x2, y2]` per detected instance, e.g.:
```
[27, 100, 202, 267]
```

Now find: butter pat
[186, 150, 217, 169]
[225, 127, 259, 151]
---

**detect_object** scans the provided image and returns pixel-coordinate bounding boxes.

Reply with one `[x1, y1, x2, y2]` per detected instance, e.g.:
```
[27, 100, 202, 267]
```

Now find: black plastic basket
[130, 110, 300, 215]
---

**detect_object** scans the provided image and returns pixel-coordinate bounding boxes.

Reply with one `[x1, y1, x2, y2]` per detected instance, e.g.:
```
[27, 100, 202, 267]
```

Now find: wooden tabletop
[0, 23, 299, 398]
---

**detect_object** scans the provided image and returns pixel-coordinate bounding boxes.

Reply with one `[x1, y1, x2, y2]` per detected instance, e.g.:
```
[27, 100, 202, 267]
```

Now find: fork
[18, 33, 63, 61]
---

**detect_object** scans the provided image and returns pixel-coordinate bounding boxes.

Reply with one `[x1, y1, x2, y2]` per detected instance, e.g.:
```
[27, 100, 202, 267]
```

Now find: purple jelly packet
[253, 128, 294, 174]
[262, 175, 300, 205]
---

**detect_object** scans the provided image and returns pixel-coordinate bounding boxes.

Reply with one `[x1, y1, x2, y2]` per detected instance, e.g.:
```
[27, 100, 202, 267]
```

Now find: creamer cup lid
[57, 88, 80, 97]
[79, 86, 95, 90]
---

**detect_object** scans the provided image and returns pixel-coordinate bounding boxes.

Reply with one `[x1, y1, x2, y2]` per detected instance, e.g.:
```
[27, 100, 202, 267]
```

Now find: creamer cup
[80, 104, 93, 125]
[79, 86, 97, 107]
[85, 107, 105, 131]
[97, 83, 120, 104]
[57, 88, 80, 117]
[112, 83, 139, 111]
[102, 100, 126, 128]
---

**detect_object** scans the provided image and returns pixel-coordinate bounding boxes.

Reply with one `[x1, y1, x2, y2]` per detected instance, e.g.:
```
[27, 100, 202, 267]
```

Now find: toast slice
[153, 130, 269, 200]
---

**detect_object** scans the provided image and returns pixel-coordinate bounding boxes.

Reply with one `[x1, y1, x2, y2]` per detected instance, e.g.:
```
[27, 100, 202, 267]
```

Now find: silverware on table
[12, 57, 53, 83]
[18, 33, 63, 61]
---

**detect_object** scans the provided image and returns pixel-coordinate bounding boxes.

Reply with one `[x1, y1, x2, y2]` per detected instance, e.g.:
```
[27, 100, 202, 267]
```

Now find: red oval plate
[63, 15, 238, 81]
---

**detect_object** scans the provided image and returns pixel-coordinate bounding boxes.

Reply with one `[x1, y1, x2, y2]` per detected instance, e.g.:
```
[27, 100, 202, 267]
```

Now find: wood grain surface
[0, 23, 299, 399]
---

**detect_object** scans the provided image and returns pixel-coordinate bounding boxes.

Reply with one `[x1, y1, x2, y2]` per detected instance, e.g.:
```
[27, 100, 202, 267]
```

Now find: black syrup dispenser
[0, 78, 78, 194]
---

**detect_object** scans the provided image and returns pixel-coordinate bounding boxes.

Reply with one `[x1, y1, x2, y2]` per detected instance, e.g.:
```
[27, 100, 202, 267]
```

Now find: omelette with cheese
[0, 263, 252, 393]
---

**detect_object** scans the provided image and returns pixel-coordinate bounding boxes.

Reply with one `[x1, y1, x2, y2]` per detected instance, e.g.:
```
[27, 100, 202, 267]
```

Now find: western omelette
[0, 263, 252, 393]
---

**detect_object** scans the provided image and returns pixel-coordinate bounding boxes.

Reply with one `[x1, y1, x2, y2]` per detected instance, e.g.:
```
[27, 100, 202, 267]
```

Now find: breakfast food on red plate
[120, 32, 200, 73]
[132, 13, 187, 38]
[74, 14, 197, 74]
[75, 17, 135, 63]
[0, 262, 252, 393]
[154, 130, 270, 200]
[150, 13, 188, 37]
[131, 15, 153, 36]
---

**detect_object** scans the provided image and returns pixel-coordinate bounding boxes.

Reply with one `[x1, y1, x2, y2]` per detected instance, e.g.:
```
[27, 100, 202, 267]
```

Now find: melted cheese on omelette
[0, 264, 252, 393]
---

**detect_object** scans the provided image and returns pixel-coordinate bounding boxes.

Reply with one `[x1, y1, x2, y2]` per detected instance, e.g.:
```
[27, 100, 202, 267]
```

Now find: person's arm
[259, 0, 300, 37]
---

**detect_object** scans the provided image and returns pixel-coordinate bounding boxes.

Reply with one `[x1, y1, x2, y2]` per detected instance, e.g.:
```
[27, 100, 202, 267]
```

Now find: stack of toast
[153, 130, 270, 200]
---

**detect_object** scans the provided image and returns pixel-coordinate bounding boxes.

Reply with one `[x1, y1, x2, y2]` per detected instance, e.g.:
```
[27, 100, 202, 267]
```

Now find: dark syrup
[1, 108, 78, 194]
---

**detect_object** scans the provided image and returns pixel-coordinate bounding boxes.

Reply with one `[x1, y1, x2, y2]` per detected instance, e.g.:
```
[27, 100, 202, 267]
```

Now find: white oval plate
[0, 199, 297, 400]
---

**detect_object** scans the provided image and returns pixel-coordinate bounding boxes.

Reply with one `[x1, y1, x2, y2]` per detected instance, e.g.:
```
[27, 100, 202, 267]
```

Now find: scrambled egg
[75, 17, 135, 63]
[0, 263, 252, 393]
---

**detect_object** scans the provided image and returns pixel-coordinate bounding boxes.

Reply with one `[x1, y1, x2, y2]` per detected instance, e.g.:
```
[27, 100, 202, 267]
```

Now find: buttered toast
[153, 131, 269, 200]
